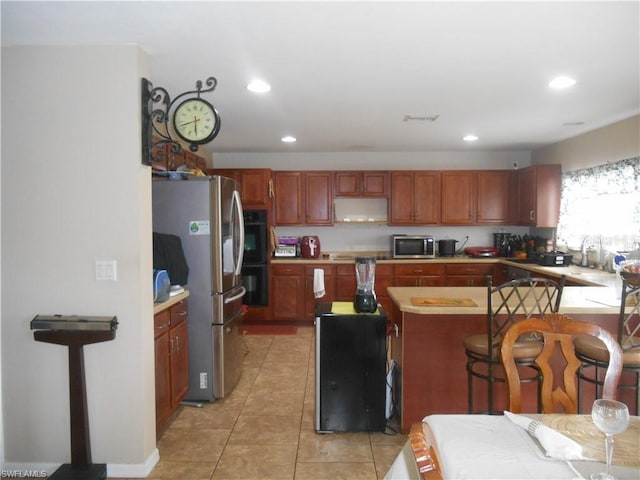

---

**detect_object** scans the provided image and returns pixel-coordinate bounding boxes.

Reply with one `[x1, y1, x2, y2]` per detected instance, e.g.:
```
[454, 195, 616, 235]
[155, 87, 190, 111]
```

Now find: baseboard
[2, 449, 159, 479]
[107, 448, 160, 478]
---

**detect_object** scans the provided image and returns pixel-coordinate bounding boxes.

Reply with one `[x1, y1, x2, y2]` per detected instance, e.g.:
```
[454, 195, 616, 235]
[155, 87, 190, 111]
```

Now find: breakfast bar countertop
[387, 285, 625, 316]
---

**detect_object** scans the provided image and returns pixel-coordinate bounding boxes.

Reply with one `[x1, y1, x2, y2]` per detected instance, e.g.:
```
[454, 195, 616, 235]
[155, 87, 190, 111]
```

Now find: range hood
[333, 198, 388, 223]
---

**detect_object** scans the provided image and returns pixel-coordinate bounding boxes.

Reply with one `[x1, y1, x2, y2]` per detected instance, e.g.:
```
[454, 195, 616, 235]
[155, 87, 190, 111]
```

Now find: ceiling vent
[403, 114, 439, 122]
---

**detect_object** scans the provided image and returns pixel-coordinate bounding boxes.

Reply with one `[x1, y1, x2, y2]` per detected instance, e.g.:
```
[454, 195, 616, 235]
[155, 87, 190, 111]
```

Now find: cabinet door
[271, 265, 305, 320]
[517, 167, 536, 225]
[335, 171, 389, 197]
[273, 171, 304, 225]
[362, 172, 389, 196]
[477, 171, 512, 224]
[305, 171, 333, 225]
[441, 171, 476, 224]
[389, 172, 415, 224]
[413, 172, 441, 224]
[154, 331, 172, 430]
[239, 169, 272, 208]
[533, 164, 561, 228]
[334, 172, 361, 196]
[170, 320, 189, 406]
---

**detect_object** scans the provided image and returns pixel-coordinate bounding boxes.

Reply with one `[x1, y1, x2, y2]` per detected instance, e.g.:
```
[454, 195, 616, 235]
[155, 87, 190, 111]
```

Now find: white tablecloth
[384, 414, 640, 480]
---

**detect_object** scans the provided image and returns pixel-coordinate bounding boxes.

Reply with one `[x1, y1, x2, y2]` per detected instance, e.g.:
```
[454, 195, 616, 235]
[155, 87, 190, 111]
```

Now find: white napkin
[504, 411, 586, 461]
[313, 268, 325, 298]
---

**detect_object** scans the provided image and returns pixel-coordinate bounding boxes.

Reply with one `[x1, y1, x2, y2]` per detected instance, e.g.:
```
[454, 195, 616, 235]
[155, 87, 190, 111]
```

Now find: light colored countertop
[387, 285, 624, 316]
[153, 289, 189, 314]
[271, 255, 622, 288]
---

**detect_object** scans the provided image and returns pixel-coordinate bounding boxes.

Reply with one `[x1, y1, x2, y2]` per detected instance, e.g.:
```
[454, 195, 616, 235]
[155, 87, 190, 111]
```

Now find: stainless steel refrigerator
[152, 176, 245, 401]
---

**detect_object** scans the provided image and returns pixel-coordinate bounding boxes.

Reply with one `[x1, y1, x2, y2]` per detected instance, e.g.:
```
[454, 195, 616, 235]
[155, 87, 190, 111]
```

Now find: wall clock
[172, 98, 221, 146]
[141, 76, 221, 166]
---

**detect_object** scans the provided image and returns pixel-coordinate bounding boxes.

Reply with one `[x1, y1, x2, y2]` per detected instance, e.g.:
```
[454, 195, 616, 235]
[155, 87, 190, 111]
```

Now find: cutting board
[411, 297, 478, 307]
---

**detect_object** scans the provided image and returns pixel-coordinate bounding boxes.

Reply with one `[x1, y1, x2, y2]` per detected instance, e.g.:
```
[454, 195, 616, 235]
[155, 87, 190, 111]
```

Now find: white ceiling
[2, 1, 639, 155]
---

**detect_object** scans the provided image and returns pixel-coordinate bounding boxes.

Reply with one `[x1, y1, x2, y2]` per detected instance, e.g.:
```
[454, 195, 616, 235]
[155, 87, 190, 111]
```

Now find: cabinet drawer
[154, 310, 170, 338]
[445, 264, 494, 275]
[304, 265, 334, 276]
[170, 300, 188, 327]
[272, 264, 304, 275]
[394, 264, 445, 276]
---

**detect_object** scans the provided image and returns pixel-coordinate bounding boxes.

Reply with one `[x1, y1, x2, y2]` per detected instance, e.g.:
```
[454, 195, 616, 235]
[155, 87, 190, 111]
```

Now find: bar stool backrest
[619, 271, 640, 352]
[487, 276, 565, 360]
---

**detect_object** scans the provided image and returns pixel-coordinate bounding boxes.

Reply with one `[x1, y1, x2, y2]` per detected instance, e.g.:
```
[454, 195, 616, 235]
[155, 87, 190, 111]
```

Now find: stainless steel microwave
[392, 235, 436, 259]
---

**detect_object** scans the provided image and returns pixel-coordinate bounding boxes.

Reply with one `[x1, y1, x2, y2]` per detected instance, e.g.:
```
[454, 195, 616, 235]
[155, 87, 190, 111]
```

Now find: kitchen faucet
[580, 236, 590, 267]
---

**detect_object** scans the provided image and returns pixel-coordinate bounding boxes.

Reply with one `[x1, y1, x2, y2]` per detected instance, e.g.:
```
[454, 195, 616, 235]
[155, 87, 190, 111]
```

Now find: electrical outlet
[199, 372, 207, 389]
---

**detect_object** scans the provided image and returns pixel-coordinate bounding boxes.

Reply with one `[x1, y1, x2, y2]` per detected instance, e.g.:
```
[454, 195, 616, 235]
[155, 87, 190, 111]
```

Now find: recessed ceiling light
[281, 136, 296, 143]
[463, 134, 478, 142]
[549, 76, 576, 89]
[247, 79, 271, 93]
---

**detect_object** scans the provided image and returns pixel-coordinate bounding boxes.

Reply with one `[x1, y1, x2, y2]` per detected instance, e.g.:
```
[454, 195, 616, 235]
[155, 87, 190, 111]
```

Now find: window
[557, 156, 640, 252]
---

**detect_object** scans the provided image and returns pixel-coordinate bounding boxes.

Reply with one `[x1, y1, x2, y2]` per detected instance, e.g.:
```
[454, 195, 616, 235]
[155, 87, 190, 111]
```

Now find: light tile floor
[144, 326, 407, 479]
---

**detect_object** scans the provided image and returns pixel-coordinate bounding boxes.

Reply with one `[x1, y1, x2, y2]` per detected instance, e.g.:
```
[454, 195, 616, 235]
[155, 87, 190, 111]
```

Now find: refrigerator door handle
[233, 189, 245, 277]
[225, 286, 247, 304]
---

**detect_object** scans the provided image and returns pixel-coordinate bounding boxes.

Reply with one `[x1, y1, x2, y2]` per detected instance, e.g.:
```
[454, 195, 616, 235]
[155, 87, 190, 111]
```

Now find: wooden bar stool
[464, 275, 565, 414]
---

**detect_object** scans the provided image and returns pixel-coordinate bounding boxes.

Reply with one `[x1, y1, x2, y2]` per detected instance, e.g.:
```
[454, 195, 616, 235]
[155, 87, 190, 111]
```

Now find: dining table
[384, 413, 640, 480]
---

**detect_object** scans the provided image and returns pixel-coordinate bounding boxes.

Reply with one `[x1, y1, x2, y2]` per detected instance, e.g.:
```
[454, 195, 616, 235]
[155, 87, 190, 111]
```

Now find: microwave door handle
[233, 189, 244, 276]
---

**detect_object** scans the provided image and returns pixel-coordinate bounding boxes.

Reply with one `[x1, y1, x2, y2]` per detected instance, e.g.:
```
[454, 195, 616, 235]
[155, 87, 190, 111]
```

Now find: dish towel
[313, 268, 326, 298]
[504, 411, 586, 460]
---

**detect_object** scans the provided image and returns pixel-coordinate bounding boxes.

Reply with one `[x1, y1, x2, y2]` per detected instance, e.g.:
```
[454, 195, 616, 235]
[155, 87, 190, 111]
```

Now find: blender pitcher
[354, 257, 377, 313]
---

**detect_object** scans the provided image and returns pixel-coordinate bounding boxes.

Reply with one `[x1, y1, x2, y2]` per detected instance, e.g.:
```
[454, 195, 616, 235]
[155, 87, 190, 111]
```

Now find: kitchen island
[387, 285, 629, 432]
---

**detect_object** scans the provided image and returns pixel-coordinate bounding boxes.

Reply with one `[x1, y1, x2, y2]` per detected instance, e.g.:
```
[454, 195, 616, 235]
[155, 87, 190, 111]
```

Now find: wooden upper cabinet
[334, 171, 389, 197]
[476, 170, 514, 224]
[389, 171, 440, 225]
[273, 171, 304, 225]
[208, 168, 272, 208]
[441, 171, 476, 224]
[305, 171, 333, 224]
[517, 164, 561, 227]
[237, 169, 272, 208]
[272, 171, 333, 226]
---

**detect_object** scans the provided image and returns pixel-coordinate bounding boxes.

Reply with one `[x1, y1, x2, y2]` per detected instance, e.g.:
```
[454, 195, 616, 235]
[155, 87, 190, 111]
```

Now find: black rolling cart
[314, 302, 387, 433]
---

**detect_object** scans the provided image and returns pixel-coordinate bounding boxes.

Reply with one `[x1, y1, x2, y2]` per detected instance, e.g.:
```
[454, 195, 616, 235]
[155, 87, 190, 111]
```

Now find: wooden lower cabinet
[271, 264, 305, 320]
[444, 263, 494, 286]
[154, 299, 189, 433]
[393, 263, 445, 286]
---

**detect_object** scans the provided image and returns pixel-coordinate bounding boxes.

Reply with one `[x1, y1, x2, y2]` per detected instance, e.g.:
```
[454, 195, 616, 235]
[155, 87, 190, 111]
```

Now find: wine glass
[590, 399, 630, 480]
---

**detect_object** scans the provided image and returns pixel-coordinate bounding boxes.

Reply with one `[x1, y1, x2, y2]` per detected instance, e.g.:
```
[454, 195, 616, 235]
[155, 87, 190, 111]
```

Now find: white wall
[212, 150, 531, 171]
[1, 46, 156, 476]
[532, 115, 640, 170]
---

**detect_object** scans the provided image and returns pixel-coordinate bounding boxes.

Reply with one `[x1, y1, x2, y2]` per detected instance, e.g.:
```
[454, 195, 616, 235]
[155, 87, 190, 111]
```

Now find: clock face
[173, 98, 220, 144]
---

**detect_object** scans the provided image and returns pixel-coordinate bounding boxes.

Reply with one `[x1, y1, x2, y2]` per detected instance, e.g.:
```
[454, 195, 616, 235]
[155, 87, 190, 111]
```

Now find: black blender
[354, 257, 377, 313]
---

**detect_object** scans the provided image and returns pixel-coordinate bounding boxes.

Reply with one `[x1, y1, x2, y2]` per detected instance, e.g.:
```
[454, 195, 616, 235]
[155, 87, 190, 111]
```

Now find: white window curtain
[556, 156, 640, 252]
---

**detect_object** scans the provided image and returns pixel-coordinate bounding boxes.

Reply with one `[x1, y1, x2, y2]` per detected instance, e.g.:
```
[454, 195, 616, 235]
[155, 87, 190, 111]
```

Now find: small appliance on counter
[493, 232, 512, 257]
[537, 252, 573, 266]
[300, 236, 321, 258]
[274, 236, 299, 257]
[392, 235, 435, 259]
[464, 246, 499, 258]
[354, 257, 377, 313]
